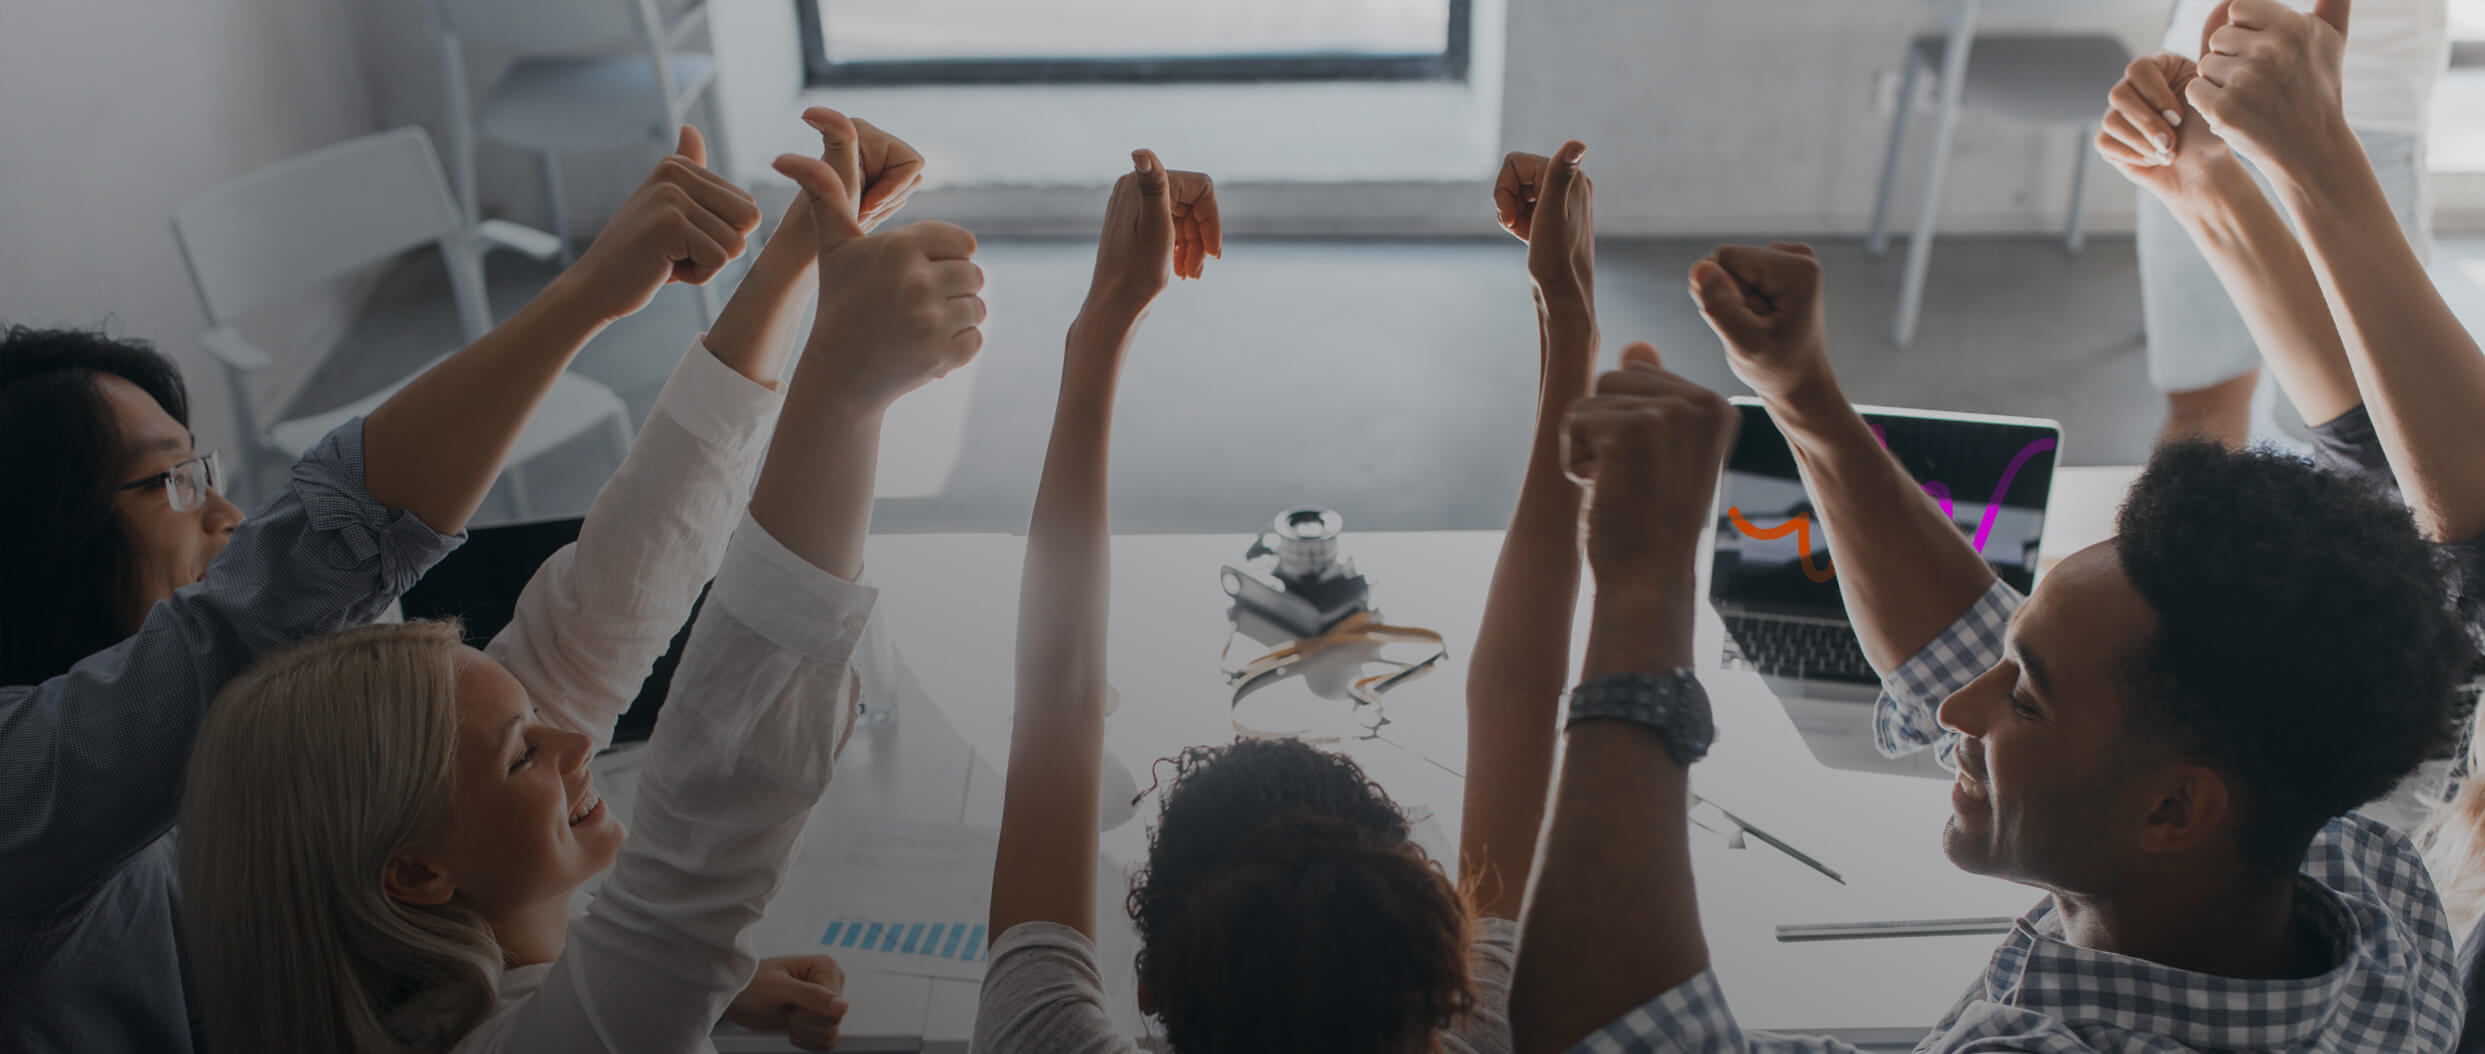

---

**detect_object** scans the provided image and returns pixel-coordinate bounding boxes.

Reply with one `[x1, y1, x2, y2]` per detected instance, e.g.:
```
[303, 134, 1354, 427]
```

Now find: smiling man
[1508, 243, 2471, 1053]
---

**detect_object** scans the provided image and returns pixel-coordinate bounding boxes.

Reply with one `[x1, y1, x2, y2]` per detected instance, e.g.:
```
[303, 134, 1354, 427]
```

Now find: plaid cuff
[1573, 968, 1748, 1054]
[1871, 579, 2023, 767]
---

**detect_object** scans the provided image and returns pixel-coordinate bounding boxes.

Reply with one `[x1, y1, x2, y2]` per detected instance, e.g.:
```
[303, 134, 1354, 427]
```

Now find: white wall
[1496, 0, 2174, 235]
[0, 0, 383, 459]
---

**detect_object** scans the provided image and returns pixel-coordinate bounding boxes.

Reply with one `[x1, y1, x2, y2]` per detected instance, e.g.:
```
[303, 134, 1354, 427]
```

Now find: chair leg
[539, 152, 575, 266]
[1894, 16, 1977, 349]
[1868, 54, 1922, 260]
[2063, 122, 2094, 255]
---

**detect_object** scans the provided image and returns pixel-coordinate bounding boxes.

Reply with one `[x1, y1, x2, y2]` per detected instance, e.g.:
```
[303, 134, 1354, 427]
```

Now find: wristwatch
[1566, 669, 1714, 768]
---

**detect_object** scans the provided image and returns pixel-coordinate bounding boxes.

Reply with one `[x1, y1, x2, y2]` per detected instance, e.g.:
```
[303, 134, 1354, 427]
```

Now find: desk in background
[586, 466, 2150, 1050]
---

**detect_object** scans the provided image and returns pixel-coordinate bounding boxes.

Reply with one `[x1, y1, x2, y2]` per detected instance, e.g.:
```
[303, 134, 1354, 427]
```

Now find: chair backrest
[172, 127, 464, 325]
[431, 0, 667, 54]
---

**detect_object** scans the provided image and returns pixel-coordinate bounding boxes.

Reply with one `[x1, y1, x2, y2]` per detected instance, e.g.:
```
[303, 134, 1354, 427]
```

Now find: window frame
[794, 0, 1473, 86]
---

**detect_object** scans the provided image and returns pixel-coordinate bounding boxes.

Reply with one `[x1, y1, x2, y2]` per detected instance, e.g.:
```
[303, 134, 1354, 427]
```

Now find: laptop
[1709, 398, 2060, 779]
[397, 517, 700, 748]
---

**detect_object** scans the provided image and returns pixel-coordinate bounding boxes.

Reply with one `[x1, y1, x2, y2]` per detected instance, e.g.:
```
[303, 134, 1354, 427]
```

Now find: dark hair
[2114, 439, 2466, 874]
[0, 325, 192, 684]
[1127, 738, 1475, 1054]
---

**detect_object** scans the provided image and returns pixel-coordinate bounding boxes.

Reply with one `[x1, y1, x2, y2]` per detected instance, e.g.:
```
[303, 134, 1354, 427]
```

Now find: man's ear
[383, 852, 457, 907]
[2136, 763, 2232, 856]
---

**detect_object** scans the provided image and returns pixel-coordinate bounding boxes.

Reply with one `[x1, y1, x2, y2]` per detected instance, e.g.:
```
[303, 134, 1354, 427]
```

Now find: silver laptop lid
[1709, 398, 2062, 620]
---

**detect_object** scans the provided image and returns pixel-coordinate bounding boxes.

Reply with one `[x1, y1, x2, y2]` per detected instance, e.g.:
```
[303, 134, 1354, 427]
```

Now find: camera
[1220, 506, 1372, 640]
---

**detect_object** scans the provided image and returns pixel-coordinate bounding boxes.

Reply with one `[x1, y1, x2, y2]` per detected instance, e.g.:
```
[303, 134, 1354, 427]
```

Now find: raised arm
[1461, 141, 1597, 919]
[1512, 348, 1745, 1053]
[494, 150, 984, 1054]
[2094, 24, 2362, 432]
[2190, 0, 2485, 541]
[489, 113, 934, 740]
[1689, 246, 1993, 672]
[989, 151, 1219, 940]
[361, 126, 761, 534]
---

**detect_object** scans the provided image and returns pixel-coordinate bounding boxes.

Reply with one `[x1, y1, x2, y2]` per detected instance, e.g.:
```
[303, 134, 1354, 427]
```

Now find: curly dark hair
[1126, 738, 1476, 1054]
[2114, 439, 2466, 875]
[0, 324, 193, 684]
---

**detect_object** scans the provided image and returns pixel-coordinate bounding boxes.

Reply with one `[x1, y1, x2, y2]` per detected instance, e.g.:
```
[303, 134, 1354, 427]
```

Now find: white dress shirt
[411, 341, 879, 1052]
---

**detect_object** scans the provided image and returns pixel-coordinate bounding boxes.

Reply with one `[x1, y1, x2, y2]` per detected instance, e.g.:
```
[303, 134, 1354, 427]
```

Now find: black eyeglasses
[118, 451, 224, 512]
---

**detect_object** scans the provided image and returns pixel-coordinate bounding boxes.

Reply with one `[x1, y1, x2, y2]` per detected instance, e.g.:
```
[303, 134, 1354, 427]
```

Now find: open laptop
[1710, 398, 2060, 779]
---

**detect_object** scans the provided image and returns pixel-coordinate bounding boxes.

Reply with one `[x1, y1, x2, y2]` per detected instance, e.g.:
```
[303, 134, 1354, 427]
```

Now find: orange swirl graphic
[1726, 507, 1837, 583]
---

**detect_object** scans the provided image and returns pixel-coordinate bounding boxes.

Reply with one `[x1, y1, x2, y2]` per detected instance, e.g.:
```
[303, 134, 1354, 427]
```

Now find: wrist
[531, 269, 621, 331]
[1583, 576, 1698, 678]
[1758, 367, 1848, 433]
[2263, 116, 2363, 205]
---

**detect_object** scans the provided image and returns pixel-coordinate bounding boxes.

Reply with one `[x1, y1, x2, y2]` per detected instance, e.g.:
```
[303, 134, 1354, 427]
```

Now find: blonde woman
[176, 132, 984, 1053]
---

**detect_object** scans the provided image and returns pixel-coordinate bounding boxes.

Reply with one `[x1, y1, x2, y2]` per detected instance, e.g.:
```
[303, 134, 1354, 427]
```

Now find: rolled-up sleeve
[487, 511, 874, 1054]
[1574, 969, 1870, 1054]
[0, 418, 462, 911]
[487, 339, 783, 748]
[1870, 580, 2022, 770]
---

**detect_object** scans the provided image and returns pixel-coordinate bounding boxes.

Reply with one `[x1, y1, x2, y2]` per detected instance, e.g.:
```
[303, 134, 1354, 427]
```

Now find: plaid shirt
[1579, 579, 2466, 1053]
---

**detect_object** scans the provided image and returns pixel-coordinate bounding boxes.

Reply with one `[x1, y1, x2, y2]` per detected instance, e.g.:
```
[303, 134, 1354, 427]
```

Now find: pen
[1689, 794, 1845, 885]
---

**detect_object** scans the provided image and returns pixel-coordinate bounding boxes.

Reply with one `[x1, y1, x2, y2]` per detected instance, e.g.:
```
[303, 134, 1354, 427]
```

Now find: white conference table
[586, 466, 2144, 1052]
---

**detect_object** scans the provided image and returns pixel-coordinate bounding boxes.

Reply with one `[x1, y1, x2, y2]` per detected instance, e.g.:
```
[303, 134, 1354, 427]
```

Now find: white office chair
[172, 126, 634, 519]
[1868, 0, 2141, 347]
[430, 0, 730, 323]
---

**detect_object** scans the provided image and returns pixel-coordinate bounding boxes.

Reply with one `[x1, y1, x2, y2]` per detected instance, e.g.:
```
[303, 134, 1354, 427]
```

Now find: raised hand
[724, 955, 850, 1051]
[783, 107, 927, 243]
[1086, 149, 1221, 319]
[773, 151, 985, 409]
[1493, 140, 1595, 305]
[2187, 0, 2354, 177]
[1689, 243, 1832, 407]
[2096, 43, 2239, 204]
[1563, 344, 1740, 586]
[558, 126, 763, 324]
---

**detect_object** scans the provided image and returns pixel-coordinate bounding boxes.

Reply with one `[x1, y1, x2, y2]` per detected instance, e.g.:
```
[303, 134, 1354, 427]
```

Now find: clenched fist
[1688, 243, 1832, 408]
[2095, 46, 2239, 205]
[724, 955, 849, 1051]
[778, 106, 927, 248]
[1087, 149, 1221, 319]
[1563, 344, 1740, 586]
[560, 126, 763, 324]
[2186, 0, 2354, 179]
[1493, 140, 1595, 306]
[774, 151, 986, 410]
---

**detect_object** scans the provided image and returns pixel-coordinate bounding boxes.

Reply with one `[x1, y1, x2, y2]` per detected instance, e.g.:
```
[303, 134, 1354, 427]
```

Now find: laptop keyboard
[1722, 615, 1880, 684]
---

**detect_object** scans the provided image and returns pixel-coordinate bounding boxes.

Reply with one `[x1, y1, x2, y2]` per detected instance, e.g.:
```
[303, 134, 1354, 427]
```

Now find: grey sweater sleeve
[0, 419, 463, 913]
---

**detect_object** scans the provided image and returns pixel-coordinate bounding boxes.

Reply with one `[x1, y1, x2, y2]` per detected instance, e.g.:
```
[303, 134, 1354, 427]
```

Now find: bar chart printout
[821, 918, 990, 981]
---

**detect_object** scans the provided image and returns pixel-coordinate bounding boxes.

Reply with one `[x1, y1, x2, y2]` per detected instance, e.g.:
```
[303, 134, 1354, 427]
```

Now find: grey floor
[299, 232, 2485, 534]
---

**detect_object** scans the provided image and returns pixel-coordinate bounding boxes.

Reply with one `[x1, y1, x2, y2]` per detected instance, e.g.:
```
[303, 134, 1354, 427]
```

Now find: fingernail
[2152, 133, 2173, 151]
[2162, 108, 2183, 128]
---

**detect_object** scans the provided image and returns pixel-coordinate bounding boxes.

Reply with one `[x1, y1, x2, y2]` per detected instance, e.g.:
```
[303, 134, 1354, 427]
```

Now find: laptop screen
[1710, 401, 2058, 618]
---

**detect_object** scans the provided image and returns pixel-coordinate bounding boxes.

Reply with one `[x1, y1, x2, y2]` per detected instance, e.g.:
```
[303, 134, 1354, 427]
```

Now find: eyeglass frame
[116, 450, 225, 512]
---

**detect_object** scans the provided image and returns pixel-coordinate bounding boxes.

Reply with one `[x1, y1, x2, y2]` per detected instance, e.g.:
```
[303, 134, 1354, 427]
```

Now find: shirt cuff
[289, 417, 467, 595]
[648, 338, 786, 456]
[1871, 579, 2022, 761]
[710, 509, 878, 662]
[1574, 968, 1745, 1053]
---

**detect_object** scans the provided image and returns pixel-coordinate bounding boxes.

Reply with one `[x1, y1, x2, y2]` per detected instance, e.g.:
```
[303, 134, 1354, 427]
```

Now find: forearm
[745, 365, 881, 582]
[1768, 379, 1996, 671]
[701, 231, 820, 388]
[2273, 123, 2485, 542]
[1460, 299, 1595, 917]
[1512, 585, 1704, 1054]
[2165, 160, 2361, 426]
[989, 312, 1130, 940]
[360, 274, 608, 534]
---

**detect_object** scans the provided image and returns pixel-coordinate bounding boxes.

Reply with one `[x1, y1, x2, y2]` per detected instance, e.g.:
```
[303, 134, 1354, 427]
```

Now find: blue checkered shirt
[1578, 579, 2466, 1053]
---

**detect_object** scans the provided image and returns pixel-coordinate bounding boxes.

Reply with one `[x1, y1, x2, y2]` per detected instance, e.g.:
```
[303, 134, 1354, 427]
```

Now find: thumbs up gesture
[1493, 140, 1595, 307]
[775, 107, 927, 249]
[557, 125, 763, 324]
[2185, 0, 2355, 180]
[1085, 149, 1220, 320]
[773, 149, 986, 410]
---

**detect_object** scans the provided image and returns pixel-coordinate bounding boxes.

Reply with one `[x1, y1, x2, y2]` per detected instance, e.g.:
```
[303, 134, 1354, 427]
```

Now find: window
[796, 0, 1472, 85]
